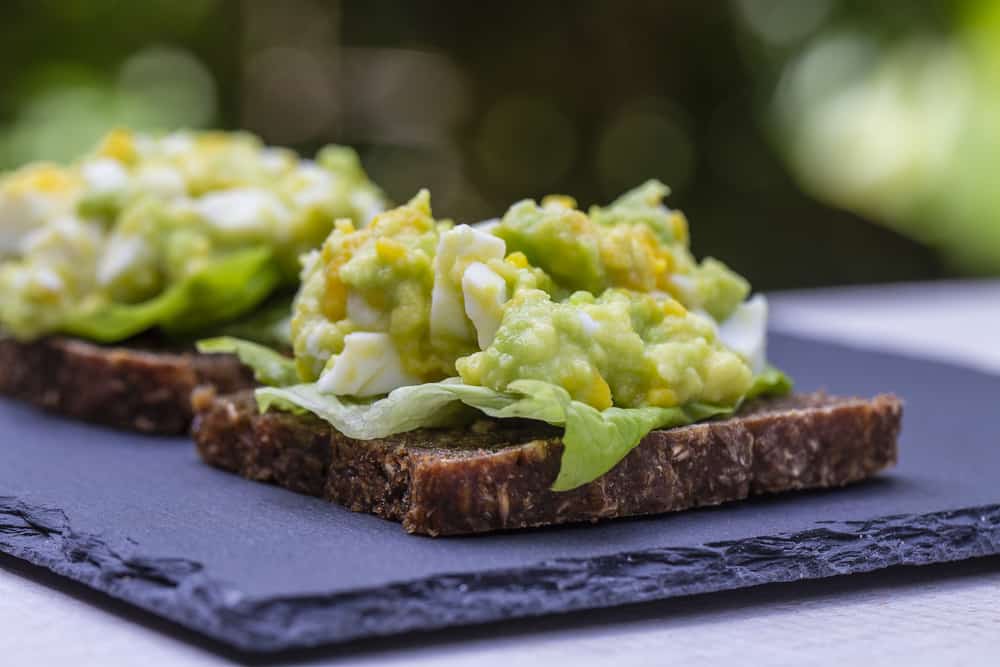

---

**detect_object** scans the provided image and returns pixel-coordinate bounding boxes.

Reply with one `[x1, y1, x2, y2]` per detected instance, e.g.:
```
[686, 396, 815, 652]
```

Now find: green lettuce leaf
[746, 365, 793, 399]
[257, 379, 737, 491]
[555, 399, 730, 491]
[61, 247, 281, 343]
[197, 336, 298, 387]
[251, 354, 793, 491]
[257, 380, 484, 438]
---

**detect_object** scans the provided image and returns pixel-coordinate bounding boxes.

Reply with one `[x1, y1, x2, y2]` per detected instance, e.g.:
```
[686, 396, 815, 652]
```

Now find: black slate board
[1, 333, 999, 652]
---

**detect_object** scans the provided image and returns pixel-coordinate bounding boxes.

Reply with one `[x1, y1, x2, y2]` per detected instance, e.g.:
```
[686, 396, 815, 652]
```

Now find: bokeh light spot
[597, 105, 694, 198]
[776, 34, 972, 225]
[736, 0, 834, 46]
[341, 47, 470, 143]
[243, 0, 336, 50]
[0, 48, 218, 167]
[118, 46, 218, 129]
[243, 47, 338, 145]
[364, 143, 464, 212]
[475, 95, 577, 193]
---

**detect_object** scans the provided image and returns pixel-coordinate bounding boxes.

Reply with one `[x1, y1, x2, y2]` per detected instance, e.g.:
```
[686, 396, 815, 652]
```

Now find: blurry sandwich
[0, 129, 385, 433]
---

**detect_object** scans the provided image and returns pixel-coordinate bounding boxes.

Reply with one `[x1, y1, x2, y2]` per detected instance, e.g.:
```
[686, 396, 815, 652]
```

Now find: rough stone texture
[192, 391, 902, 535]
[0, 336, 254, 434]
[2, 496, 998, 652]
[2, 332, 995, 654]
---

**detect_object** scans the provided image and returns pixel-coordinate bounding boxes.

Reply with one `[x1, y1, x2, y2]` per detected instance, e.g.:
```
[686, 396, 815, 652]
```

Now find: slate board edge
[2, 496, 999, 652]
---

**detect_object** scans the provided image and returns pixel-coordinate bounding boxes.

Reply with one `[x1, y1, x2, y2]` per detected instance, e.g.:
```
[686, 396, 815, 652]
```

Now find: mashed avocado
[456, 289, 750, 410]
[292, 191, 444, 382]
[495, 181, 750, 320]
[292, 191, 554, 386]
[290, 181, 764, 409]
[0, 129, 385, 341]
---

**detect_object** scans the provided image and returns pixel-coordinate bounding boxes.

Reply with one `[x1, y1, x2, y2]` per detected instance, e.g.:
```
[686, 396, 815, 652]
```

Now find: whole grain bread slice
[191, 388, 902, 536]
[0, 336, 254, 434]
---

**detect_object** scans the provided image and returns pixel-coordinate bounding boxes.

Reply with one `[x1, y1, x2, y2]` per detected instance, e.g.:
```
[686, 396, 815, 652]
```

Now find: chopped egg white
[291, 163, 336, 208]
[346, 290, 382, 329]
[718, 294, 768, 374]
[470, 218, 500, 233]
[134, 165, 186, 199]
[351, 189, 385, 225]
[161, 132, 194, 157]
[260, 147, 292, 174]
[303, 322, 333, 371]
[133, 133, 157, 157]
[690, 307, 717, 331]
[0, 194, 51, 257]
[192, 188, 291, 235]
[578, 311, 599, 335]
[429, 225, 506, 344]
[462, 261, 507, 348]
[82, 159, 129, 196]
[318, 332, 421, 396]
[0, 166, 79, 258]
[32, 266, 64, 292]
[97, 234, 148, 287]
[22, 216, 101, 264]
[667, 273, 696, 305]
[299, 248, 321, 279]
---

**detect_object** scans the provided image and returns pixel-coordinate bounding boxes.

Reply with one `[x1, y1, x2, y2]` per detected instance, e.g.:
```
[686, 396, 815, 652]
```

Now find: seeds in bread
[0, 336, 254, 434]
[192, 389, 902, 536]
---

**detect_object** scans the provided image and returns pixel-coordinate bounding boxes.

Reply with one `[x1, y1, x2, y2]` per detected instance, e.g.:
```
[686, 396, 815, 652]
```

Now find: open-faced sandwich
[0, 129, 385, 433]
[192, 183, 902, 535]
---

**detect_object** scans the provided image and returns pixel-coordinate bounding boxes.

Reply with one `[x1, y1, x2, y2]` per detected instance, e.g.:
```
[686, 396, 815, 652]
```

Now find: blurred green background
[6, 0, 1000, 290]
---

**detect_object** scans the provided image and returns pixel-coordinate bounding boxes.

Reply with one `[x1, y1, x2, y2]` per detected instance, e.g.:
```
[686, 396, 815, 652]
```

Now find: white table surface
[3, 279, 999, 666]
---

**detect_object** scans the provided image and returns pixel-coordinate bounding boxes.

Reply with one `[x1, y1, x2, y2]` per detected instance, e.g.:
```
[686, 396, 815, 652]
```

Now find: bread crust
[191, 389, 902, 536]
[0, 336, 254, 434]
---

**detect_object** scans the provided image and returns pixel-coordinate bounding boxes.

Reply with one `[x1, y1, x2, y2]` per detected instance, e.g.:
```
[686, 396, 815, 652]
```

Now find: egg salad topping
[292, 181, 769, 409]
[0, 129, 386, 340]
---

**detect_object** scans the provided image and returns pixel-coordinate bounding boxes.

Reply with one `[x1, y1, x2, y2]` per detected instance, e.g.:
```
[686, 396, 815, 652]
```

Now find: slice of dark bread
[191, 388, 902, 536]
[0, 336, 254, 434]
